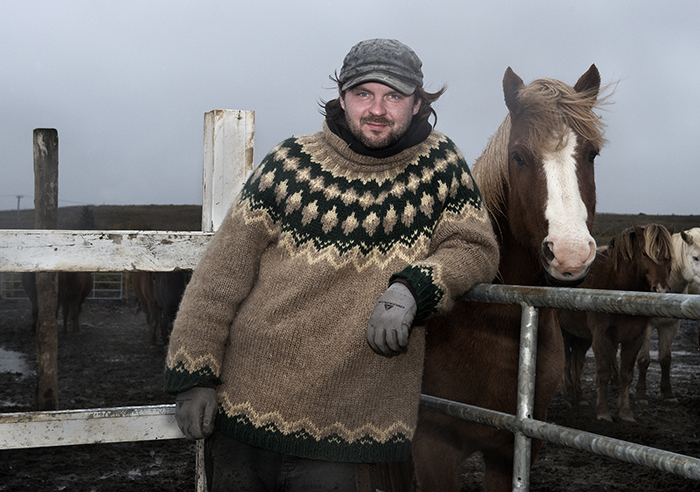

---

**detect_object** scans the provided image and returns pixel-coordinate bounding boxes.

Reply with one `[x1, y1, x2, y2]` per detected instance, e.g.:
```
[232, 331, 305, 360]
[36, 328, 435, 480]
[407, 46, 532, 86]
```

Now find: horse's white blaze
[542, 130, 596, 280]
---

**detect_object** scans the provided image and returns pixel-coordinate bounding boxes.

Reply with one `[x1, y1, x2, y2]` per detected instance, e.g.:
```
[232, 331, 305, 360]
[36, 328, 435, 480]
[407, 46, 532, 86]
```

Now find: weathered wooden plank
[202, 109, 255, 233]
[0, 230, 212, 272]
[0, 405, 184, 449]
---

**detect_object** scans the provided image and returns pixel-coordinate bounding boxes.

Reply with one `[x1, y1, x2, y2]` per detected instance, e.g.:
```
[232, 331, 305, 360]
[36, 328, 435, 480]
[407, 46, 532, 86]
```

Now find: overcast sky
[1, 1, 698, 216]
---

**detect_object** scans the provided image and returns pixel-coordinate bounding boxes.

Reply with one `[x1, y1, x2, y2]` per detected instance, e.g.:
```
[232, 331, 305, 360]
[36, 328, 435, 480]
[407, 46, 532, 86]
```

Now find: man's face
[340, 82, 422, 149]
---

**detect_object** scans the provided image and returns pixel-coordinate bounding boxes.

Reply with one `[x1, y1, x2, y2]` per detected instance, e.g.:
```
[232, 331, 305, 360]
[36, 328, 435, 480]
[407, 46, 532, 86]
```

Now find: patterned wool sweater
[164, 122, 499, 463]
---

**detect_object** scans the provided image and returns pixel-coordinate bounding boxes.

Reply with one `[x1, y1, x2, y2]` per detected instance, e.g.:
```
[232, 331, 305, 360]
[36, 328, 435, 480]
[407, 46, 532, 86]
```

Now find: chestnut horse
[381, 65, 608, 492]
[559, 224, 673, 422]
[636, 227, 700, 403]
[133, 270, 190, 346]
[22, 271, 93, 334]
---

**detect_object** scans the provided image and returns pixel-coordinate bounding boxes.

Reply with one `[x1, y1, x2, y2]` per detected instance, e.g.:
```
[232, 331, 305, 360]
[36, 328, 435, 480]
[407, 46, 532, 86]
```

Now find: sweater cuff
[163, 363, 222, 395]
[390, 265, 443, 322]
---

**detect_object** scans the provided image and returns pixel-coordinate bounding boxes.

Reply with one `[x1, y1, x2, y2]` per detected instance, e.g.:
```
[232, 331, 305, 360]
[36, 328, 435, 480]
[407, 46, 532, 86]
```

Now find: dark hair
[320, 74, 447, 130]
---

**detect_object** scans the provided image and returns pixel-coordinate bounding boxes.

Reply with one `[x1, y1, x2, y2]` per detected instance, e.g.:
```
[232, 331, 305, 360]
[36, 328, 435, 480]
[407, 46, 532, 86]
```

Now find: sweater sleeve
[164, 173, 279, 394]
[391, 152, 499, 322]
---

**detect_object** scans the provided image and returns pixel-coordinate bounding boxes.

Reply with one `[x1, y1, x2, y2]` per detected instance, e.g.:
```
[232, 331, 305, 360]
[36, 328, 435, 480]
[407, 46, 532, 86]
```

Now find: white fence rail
[0, 405, 181, 449]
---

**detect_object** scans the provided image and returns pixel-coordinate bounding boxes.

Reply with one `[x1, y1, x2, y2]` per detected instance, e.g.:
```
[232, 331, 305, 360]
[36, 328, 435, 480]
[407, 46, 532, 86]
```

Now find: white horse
[636, 227, 700, 403]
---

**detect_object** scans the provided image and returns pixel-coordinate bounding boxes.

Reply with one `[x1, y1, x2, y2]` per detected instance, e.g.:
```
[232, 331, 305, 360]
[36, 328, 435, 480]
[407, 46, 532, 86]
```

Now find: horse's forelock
[608, 228, 635, 272]
[517, 78, 608, 157]
[610, 225, 673, 271]
[643, 224, 673, 264]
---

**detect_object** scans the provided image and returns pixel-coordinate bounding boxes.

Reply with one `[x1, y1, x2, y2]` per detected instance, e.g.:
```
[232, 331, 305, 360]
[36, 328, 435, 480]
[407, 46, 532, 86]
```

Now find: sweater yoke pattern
[241, 131, 483, 257]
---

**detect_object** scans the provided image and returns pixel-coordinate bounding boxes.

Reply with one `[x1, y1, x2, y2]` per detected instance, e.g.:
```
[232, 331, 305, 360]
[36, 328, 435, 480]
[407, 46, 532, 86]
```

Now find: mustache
[361, 116, 394, 127]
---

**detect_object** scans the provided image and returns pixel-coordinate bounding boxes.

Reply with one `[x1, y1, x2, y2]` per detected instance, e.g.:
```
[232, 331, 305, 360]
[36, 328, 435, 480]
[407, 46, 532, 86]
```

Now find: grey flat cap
[338, 38, 423, 95]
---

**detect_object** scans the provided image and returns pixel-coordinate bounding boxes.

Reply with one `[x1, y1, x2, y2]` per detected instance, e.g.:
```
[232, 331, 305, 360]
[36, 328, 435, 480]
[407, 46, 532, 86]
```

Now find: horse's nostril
[542, 242, 555, 262]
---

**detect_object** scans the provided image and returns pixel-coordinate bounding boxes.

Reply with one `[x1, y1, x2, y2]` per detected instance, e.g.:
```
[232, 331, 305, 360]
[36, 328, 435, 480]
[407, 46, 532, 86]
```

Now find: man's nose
[369, 98, 387, 115]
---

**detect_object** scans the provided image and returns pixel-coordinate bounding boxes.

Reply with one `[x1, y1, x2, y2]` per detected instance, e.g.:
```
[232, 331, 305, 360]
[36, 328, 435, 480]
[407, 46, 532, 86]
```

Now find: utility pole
[16, 195, 24, 223]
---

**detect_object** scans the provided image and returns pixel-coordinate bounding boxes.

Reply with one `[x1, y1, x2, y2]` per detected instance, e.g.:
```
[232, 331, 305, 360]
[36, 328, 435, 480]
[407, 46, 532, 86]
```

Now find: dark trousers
[204, 430, 377, 492]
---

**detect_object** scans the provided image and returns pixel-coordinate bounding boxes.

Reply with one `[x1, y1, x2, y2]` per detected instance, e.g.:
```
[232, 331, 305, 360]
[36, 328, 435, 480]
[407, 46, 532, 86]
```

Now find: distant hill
[592, 213, 700, 245]
[1, 205, 699, 244]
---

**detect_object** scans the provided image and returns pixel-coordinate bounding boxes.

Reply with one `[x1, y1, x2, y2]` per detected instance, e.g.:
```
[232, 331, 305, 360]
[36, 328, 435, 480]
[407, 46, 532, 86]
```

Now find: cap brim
[341, 73, 417, 95]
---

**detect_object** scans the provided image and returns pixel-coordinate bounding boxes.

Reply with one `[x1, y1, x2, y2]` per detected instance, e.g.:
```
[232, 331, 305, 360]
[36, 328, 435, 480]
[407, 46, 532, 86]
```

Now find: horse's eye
[693, 256, 699, 262]
[513, 152, 526, 166]
[588, 150, 599, 163]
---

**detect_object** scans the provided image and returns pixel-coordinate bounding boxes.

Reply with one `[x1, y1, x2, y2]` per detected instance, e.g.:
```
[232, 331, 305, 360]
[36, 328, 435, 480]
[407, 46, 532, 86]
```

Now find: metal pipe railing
[419, 284, 700, 491]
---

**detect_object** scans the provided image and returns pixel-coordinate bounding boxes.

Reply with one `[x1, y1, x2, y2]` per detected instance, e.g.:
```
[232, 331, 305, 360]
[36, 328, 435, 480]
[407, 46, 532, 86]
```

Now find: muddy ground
[0, 297, 699, 491]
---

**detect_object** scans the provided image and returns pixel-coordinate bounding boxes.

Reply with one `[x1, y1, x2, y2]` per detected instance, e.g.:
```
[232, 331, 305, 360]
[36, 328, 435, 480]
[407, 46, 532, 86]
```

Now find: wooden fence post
[196, 110, 255, 492]
[201, 110, 255, 233]
[33, 128, 59, 411]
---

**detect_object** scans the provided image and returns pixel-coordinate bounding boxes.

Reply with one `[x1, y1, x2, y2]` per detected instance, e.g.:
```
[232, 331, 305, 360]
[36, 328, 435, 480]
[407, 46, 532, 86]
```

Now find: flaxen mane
[472, 78, 608, 219]
[608, 225, 673, 272]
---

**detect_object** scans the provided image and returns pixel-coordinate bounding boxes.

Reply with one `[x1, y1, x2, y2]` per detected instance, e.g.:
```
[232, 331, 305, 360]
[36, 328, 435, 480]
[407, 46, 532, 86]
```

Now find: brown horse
[559, 224, 673, 422]
[22, 271, 93, 334]
[133, 271, 159, 345]
[133, 270, 190, 346]
[380, 65, 608, 492]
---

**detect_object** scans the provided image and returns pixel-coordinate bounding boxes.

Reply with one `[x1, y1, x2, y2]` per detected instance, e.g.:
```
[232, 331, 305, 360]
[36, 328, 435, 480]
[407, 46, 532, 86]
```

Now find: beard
[345, 116, 407, 149]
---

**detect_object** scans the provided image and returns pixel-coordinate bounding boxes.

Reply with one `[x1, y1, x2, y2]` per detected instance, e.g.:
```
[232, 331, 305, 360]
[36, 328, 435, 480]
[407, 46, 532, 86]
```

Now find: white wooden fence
[0, 109, 254, 491]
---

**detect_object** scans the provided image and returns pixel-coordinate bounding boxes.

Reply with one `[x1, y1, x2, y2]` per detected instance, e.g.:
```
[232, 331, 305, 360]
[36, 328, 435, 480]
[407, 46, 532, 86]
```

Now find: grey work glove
[367, 282, 417, 357]
[175, 386, 218, 440]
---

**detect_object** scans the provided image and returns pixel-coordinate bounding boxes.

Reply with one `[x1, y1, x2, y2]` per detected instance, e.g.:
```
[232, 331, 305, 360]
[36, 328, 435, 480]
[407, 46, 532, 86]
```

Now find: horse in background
[558, 224, 673, 422]
[22, 271, 93, 334]
[133, 271, 159, 345]
[636, 227, 700, 404]
[133, 270, 190, 346]
[381, 65, 608, 492]
[153, 270, 191, 342]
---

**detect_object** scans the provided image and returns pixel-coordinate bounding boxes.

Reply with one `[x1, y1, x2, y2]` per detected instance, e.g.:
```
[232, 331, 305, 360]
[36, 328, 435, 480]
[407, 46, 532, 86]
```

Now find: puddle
[0, 347, 33, 376]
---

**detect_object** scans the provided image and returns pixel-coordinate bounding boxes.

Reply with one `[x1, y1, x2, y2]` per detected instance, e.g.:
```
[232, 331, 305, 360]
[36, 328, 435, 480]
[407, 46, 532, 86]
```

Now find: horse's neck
[670, 236, 694, 293]
[586, 252, 645, 291]
[668, 265, 689, 293]
[493, 215, 544, 286]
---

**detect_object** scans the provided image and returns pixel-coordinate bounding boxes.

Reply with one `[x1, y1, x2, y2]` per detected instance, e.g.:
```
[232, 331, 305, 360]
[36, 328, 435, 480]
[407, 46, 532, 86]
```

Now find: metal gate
[0, 272, 124, 300]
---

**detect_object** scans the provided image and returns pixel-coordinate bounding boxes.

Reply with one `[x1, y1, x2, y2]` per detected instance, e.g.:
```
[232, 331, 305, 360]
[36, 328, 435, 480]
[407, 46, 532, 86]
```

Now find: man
[165, 38, 499, 491]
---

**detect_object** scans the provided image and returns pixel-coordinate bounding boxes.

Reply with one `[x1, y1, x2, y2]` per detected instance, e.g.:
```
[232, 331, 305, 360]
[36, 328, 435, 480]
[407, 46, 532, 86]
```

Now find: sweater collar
[325, 116, 432, 159]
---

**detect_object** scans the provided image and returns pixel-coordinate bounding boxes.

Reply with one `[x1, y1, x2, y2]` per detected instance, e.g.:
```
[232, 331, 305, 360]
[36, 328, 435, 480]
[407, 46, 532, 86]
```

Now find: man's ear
[339, 92, 346, 111]
[413, 96, 421, 115]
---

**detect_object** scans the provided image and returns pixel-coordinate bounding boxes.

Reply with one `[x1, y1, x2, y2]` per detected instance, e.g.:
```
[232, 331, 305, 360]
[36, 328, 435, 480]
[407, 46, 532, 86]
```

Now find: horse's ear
[633, 224, 645, 242]
[681, 230, 693, 245]
[573, 64, 601, 98]
[503, 67, 524, 114]
[667, 224, 675, 235]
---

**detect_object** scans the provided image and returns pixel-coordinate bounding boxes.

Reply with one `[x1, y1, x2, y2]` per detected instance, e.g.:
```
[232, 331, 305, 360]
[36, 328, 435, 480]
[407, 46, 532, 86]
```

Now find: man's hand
[175, 386, 218, 440]
[367, 282, 417, 357]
